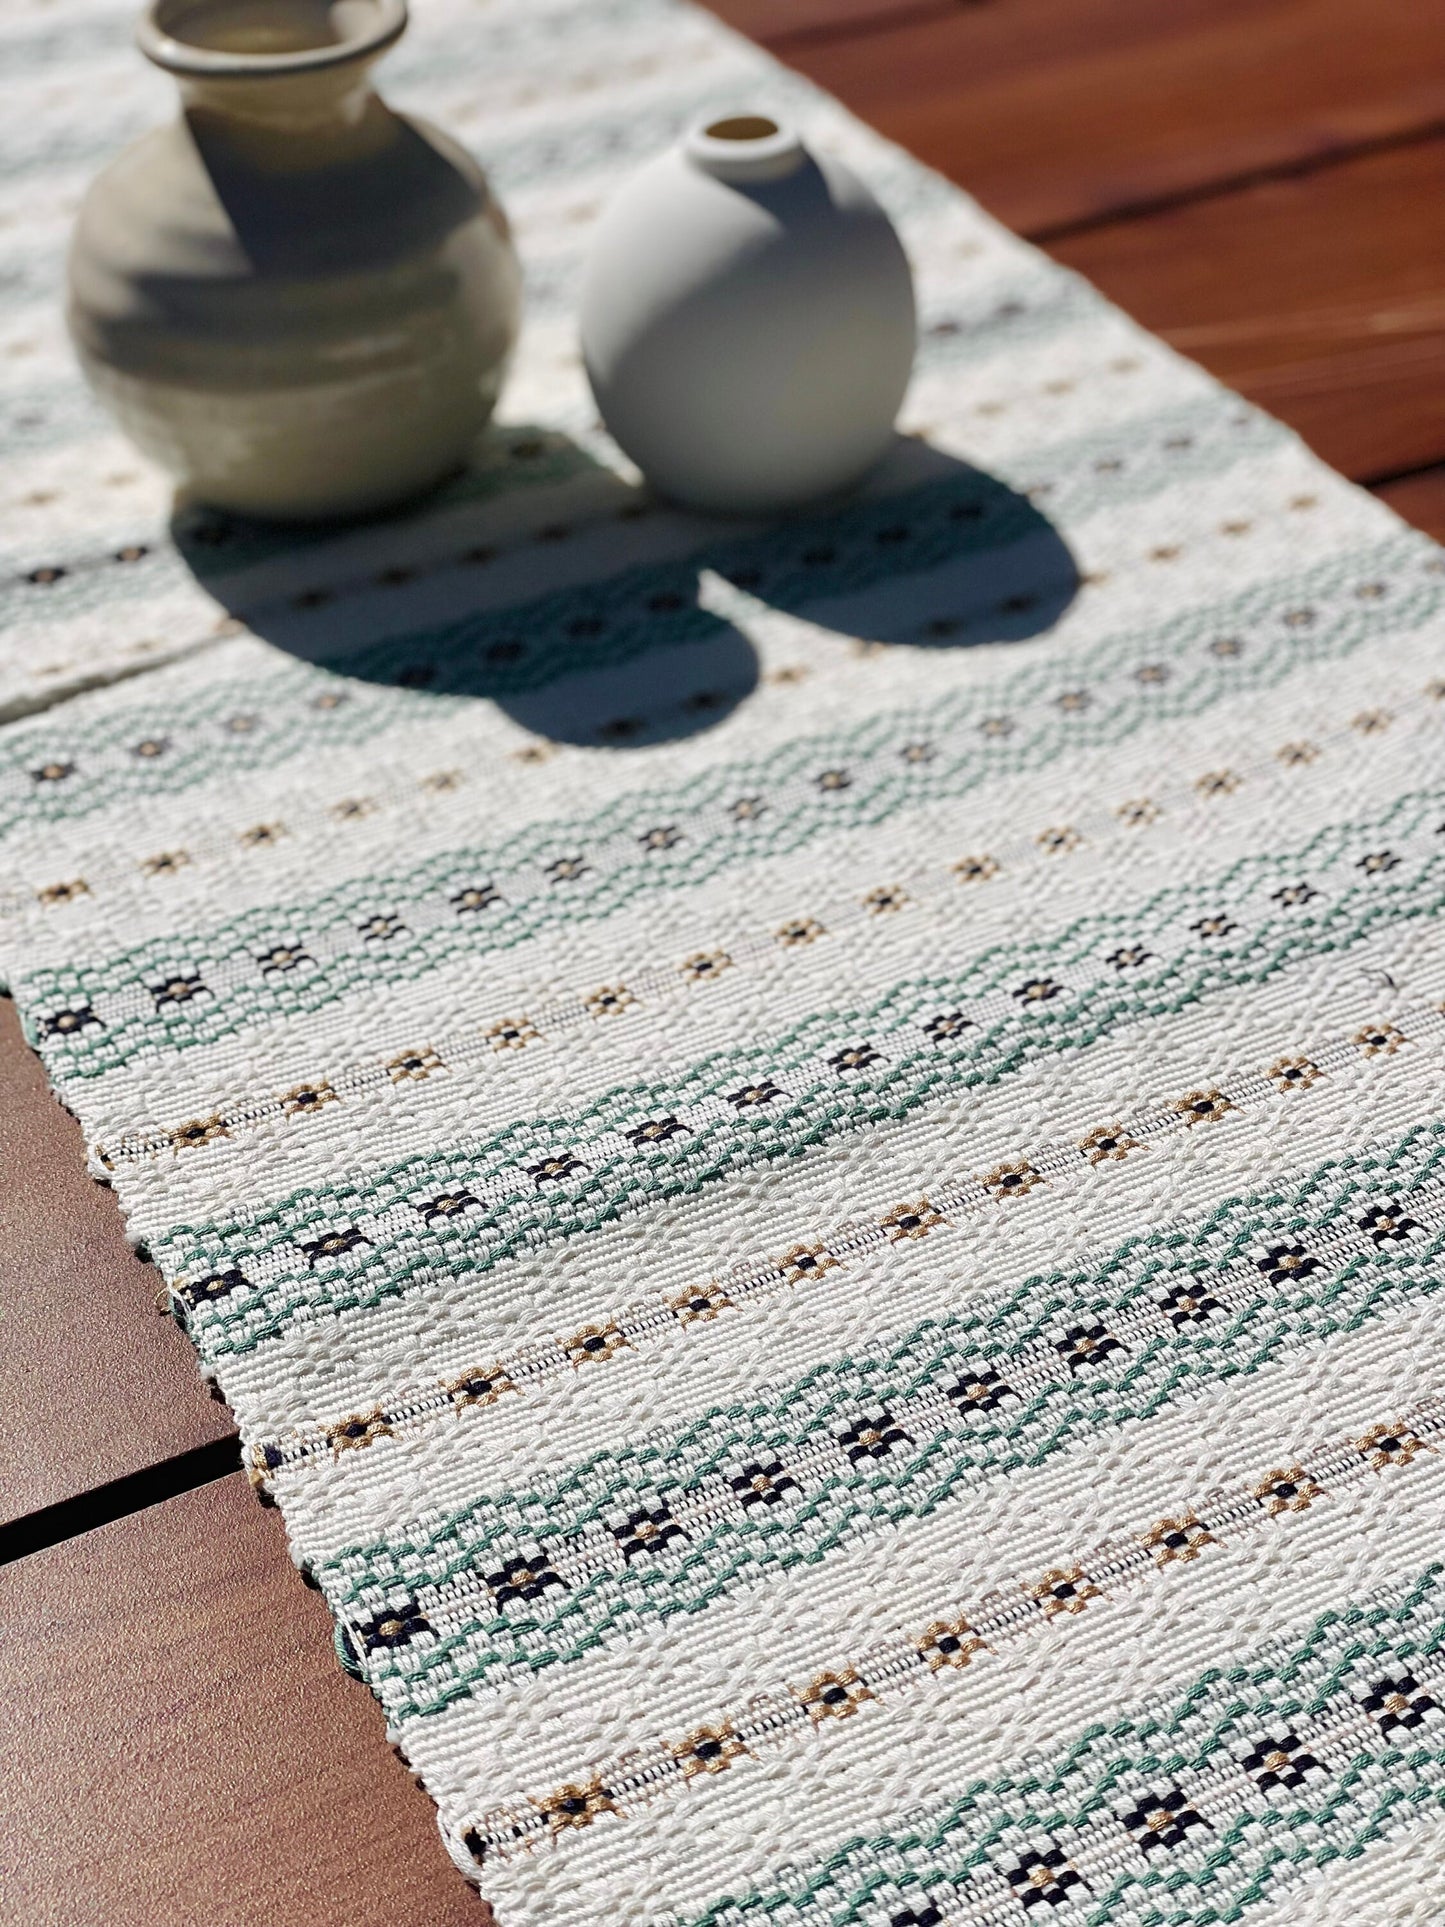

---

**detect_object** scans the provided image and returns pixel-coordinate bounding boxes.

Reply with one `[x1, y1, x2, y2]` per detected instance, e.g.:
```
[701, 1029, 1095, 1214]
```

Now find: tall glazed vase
[68, 0, 522, 521]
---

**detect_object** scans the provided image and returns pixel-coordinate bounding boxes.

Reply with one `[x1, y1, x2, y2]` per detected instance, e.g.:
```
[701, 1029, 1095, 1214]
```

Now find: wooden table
[4, 5, 1444, 1920]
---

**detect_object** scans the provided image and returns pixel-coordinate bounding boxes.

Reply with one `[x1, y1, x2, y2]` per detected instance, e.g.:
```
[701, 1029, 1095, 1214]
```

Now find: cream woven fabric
[5, 1, 1445, 1920]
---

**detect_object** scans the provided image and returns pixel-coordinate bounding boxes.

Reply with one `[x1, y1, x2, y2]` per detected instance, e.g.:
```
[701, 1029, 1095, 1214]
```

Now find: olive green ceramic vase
[68, 0, 522, 521]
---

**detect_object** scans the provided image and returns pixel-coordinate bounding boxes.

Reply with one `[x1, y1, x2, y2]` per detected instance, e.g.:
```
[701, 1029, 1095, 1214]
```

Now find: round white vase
[68, 0, 522, 522]
[580, 114, 916, 515]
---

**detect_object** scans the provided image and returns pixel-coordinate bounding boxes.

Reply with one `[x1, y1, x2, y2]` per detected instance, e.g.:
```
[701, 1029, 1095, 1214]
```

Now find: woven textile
[5, 0, 1445, 1920]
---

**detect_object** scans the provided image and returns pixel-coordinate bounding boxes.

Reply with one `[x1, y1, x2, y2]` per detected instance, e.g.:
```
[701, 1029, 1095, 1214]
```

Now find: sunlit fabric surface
[2, 1, 1444, 1920]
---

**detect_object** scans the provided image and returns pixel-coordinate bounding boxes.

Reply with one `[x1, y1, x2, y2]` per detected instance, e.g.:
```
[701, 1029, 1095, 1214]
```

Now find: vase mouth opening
[138, 0, 406, 79]
[685, 112, 806, 183]
[703, 114, 784, 142]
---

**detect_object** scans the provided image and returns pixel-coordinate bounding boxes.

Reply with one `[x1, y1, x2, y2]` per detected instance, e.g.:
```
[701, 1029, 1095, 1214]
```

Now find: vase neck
[138, 0, 404, 133]
[177, 65, 376, 135]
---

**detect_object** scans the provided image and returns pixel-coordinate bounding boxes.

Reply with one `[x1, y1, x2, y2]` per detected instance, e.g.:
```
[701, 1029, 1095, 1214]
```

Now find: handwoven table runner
[5, 1, 1445, 1920]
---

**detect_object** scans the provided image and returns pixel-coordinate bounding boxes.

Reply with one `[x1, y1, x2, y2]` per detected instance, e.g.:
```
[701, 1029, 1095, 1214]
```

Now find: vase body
[580, 115, 915, 515]
[68, 0, 522, 521]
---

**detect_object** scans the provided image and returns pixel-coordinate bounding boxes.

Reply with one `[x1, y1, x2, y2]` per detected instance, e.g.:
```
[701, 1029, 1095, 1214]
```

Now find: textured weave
[5, 1, 1445, 1921]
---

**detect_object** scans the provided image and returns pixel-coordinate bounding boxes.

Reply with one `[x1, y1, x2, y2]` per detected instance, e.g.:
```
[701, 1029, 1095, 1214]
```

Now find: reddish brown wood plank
[0, 1474, 488, 1927]
[1373, 467, 1445, 544]
[1049, 138, 1445, 483]
[717, 0, 957, 45]
[0, 1001, 234, 1526]
[718, 0, 1445, 236]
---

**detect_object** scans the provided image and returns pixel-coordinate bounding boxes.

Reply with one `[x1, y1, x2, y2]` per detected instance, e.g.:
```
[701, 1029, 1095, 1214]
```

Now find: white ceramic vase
[580, 114, 917, 516]
[68, 0, 522, 522]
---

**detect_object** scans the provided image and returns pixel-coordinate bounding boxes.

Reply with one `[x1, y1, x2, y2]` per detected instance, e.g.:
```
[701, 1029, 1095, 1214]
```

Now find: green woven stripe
[0, 373, 107, 458]
[21, 568, 1438, 1084]
[171, 861, 1444, 1369]
[251, 1108, 1445, 1482]
[0, 387, 1298, 832]
[0, 428, 590, 601]
[332, 1121, 1445, 1571]
[153, 788, 1443, 1360]
[674, 1569, 1445, 1927]
[321, 1133, 1445, 1712]
[329, 396, 1279, 693]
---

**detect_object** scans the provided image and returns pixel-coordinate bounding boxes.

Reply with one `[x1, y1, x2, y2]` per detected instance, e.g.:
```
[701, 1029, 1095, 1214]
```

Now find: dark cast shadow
[172, 423, 1080, 749]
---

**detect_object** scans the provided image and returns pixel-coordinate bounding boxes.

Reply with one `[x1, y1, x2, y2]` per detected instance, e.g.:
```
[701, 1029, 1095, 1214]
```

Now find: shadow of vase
[170, 424, 1080, 749]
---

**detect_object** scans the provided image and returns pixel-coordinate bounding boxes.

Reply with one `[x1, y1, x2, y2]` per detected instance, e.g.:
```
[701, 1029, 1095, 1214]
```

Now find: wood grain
[0, 1000, 234, 1527]
[1050, 137, 1445, 483]
[0, 1474, 488, 1927]
[720, 0, 1445, 235]
[1373, 466, 1445, 544]
[712, 0, 959, 47]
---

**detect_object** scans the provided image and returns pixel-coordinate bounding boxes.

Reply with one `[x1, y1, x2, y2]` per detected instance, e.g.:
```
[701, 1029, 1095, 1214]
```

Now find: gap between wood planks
[763, 0, 983, 54]
[0, 1437, 241, 1567]
[1026, 115, 1445, 245]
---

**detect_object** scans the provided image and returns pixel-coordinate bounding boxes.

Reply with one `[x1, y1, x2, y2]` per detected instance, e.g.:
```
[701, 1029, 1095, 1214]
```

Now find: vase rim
[684, 112, 807, 184]
[137, 0, 407, 80]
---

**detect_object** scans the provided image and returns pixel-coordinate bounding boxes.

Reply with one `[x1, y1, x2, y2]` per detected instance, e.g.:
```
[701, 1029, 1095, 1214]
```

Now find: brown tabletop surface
[4, 4, 1444, 1921]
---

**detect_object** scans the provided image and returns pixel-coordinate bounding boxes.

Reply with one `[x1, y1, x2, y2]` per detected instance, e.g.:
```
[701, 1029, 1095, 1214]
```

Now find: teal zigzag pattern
[675, 1568, 1445, 1927]
[329, 395, 1276, 697]
[158, 787, 1444, 1360]
[0, 424, 593, 608]
[323, 1125, 1445, 1715]
[20, 559, 1439, 1082]
[0, 384, 1297, 832]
